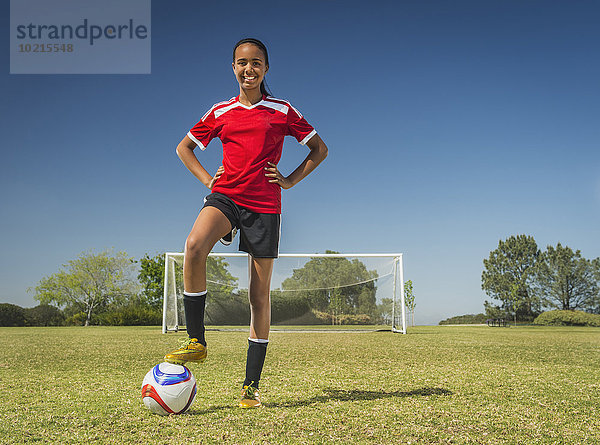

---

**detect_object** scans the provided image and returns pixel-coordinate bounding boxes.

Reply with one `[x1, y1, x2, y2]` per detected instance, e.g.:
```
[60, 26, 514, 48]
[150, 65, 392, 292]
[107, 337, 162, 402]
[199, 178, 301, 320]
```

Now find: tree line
[1, 249, 407, 327]
[482, 235, 600, 322]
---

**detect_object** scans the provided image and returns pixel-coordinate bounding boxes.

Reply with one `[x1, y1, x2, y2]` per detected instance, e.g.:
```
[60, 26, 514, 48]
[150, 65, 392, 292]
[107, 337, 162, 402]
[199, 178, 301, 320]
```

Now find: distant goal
[162, 253, 406, 334]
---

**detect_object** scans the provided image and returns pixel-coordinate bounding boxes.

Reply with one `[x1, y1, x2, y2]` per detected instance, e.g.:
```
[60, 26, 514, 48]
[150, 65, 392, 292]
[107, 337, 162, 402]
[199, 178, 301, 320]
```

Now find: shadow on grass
[269, 387, 453, 408]
[188, 387, 452, 414]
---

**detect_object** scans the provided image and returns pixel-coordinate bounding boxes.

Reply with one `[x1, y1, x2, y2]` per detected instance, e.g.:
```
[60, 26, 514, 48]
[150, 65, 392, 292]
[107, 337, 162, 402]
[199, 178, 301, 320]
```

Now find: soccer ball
[141, 362, 197, 415]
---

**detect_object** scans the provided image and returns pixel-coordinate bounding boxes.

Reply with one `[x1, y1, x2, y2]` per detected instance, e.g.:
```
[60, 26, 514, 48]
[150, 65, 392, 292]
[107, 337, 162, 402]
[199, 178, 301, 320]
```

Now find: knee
[185, 235, 211, 259]
[249, 293, 270, 312]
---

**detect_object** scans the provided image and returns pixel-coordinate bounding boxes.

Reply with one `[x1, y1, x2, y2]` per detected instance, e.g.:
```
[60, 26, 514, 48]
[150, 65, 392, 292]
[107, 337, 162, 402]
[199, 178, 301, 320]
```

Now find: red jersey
[187, 95, 316, 213]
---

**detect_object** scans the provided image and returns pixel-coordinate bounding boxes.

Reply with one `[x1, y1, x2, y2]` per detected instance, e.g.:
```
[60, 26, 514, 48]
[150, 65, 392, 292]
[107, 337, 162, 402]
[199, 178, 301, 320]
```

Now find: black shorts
[203, 192, 280, 258]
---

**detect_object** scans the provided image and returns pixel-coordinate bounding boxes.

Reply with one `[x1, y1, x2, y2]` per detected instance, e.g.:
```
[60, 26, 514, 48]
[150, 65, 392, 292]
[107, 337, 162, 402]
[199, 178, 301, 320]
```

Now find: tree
[404, 280, 416, 327]
[482, 235, 541, 322]
[439, 313, 487, 325]
[139, 253, 240, 325]
[376, 298, 393, 324]
[138, 253, 165, 309]
[0, 303, 26, 327]
[33, 250, 138, 326]
[204, 257, 241, 325]
[533, 243, 600, 311]
[591, 258, 600, 314]
[24, 304, 65, 326]
[280, 251, 378, 321]
[270, 290, 311, 324]
[484, 300, 506, 319]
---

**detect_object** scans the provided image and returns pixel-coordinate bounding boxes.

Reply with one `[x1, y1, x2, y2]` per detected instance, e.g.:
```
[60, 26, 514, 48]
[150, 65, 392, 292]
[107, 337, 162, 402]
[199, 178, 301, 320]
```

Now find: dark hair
[232, 38, 272, 97]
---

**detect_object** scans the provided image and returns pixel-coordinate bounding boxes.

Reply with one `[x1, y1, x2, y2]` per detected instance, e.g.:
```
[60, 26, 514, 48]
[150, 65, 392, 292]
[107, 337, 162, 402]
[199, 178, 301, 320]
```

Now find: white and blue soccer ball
[141, 362, 197, 415]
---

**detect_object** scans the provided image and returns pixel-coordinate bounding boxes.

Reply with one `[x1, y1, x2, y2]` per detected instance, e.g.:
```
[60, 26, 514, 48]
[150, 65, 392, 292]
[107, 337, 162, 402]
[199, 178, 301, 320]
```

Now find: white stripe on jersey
[206, 96, 302, 120]
[266, 96, 303, 118]
[187, 131, 206, 150]
[260, 100, 289, 115]
[299, 129, 317, 146]
[214, 101, 242, 119]
[201, 97, 236, 121]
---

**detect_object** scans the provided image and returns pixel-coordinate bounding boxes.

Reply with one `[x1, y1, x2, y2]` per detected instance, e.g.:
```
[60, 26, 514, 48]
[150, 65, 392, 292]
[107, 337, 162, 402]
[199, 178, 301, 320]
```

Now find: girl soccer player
[164, 38, 328, 408]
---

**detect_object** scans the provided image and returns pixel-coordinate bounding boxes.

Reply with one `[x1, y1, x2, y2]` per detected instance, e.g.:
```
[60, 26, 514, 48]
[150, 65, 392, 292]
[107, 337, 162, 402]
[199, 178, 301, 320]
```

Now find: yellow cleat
[164, 337, 207, 364]
[239, 385, 261, 408]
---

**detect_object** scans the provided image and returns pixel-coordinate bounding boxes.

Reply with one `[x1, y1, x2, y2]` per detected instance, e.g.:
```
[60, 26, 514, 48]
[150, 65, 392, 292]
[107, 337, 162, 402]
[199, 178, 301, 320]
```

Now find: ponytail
[233, 38, 272, 97]
[260, 80, 271, 97]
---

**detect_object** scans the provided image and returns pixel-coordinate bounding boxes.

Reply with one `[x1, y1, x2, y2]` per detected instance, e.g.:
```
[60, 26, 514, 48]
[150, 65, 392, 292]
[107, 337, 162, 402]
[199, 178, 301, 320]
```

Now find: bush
[533, 310, 600, 327]
[310, 310, 372, 325]
[271, 294, 311, 324]
[24, 304, 65, 326]
[64, 312, 87, 326]
[0, 303, 26, 327]
[205, 293, 249, 325]
[439, 313, 487, 325]
[338, 314, 372, 325]
[273, 310, 323, 325]
[313, 310, 333, 324]
[98, 305, 162, 326]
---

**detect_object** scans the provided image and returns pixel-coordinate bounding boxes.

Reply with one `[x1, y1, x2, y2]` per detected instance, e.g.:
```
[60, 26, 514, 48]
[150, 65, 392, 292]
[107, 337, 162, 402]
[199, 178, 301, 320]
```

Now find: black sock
[243, 339, 268, 389]
[183, 291, 207, 346]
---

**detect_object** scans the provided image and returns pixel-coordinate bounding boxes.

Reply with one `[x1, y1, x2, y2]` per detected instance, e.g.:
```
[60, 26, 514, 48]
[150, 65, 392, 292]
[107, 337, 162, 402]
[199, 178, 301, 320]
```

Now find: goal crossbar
[165, 252, 403, 258]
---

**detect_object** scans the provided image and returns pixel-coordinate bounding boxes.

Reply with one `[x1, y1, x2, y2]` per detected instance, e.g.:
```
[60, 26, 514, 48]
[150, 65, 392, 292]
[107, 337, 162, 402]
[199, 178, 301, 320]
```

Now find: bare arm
[176, 135, 223, 189]
[265, 133, 328, 189]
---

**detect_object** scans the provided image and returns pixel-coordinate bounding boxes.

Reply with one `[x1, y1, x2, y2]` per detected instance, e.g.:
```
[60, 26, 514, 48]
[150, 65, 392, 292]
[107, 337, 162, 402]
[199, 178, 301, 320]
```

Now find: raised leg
[183, 206, 232, 293]
[183, 206, 231, 346]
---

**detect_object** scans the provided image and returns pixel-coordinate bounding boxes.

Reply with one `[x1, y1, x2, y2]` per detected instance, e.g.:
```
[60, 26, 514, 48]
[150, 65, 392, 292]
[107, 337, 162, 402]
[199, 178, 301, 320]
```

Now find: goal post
[162, 252, 406, 334]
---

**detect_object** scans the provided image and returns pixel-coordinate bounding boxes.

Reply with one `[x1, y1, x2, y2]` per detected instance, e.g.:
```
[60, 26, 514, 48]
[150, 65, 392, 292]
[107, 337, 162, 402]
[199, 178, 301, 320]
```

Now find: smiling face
[232, 43, 268, 94]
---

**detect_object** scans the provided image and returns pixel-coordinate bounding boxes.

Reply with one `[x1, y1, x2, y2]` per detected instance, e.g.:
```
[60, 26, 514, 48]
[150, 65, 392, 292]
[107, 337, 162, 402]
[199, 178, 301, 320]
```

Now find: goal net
[162, 253, 406, 334]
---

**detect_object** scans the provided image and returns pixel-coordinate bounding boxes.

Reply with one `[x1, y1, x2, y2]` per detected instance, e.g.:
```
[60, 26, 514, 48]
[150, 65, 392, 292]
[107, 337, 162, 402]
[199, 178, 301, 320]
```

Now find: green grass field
[1, 325, 599, 444]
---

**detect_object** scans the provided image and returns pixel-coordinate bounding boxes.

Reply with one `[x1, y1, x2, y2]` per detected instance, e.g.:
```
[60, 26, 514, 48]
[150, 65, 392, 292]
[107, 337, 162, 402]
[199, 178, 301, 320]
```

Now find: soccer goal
[162, 253, 406, 334]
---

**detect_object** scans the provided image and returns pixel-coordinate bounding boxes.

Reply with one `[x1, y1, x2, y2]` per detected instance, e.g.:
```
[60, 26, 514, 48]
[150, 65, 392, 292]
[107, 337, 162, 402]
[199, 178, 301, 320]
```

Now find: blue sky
[2, 0, 599, 325]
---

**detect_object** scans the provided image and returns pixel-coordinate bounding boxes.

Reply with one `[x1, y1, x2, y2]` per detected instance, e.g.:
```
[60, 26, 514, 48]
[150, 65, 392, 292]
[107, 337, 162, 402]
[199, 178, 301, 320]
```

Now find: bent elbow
[320, 143, 329, 161]
[176, 144, 185, 160]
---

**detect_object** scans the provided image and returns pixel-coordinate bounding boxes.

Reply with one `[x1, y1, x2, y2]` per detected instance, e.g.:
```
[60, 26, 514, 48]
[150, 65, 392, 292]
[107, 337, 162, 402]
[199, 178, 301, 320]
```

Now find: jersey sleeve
[187, 106, 218, 150]
[286, 104, 317, 145]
